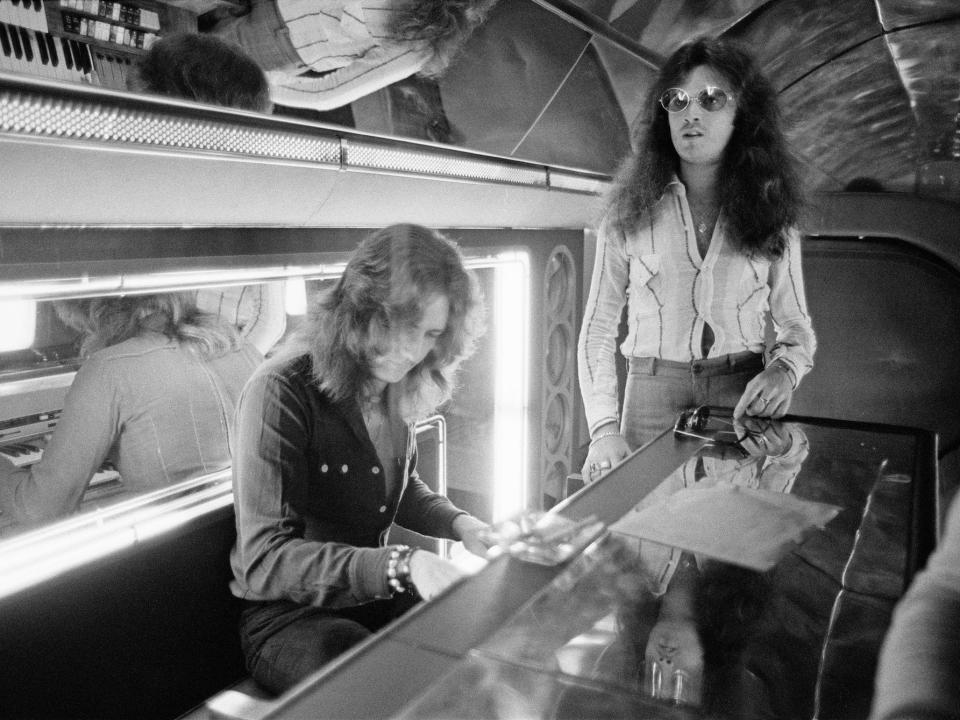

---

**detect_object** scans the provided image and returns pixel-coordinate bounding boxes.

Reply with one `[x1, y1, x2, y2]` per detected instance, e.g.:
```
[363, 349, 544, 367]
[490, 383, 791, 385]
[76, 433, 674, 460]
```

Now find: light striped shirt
[578, 179, 816, 435]
[272, 0, 432, 110]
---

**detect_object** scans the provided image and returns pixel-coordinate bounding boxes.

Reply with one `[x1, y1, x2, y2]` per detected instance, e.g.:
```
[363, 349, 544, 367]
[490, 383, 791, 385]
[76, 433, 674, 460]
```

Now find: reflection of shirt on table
[613, 429, 810, 595]
[0, 332, 261, 526]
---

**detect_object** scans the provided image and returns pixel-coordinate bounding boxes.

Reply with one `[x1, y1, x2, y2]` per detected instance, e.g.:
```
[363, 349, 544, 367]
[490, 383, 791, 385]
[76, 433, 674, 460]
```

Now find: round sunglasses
[659, 86, 733, 113]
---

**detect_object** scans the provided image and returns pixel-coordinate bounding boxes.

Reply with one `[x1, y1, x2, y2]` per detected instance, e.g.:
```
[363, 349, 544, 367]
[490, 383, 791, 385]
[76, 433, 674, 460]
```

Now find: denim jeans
[621, 351, 764, 450]
[239, 594, 417, 695]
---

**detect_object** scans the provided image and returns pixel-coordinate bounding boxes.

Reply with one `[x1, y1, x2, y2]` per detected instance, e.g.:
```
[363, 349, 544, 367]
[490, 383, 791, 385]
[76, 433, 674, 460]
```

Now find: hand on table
[734, 365, 794, 419]
[580, 432, 630, 484]
[408, 550, 466, 600]
[452, 514, 493, 557]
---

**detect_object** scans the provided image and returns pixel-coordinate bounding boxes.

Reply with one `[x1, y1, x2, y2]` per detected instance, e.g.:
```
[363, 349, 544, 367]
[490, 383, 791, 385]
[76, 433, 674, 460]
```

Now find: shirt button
[372, 466, 380, 475]
[320, 464, 328, 473]
[378, 505, 387, 513]
[341, 464, 349, 473]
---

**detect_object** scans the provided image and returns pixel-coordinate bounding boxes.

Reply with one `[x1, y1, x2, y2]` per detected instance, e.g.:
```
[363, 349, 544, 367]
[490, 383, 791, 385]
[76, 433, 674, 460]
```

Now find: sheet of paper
[610, 483, 841, 571]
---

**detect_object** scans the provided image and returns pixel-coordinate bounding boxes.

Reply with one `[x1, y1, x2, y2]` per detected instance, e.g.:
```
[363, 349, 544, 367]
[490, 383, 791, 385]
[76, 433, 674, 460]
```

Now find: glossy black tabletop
[263, 411, 937, 720]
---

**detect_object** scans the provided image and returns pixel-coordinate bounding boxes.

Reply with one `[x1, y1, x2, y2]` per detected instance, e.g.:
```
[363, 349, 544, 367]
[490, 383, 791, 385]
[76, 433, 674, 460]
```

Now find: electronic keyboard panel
[0, 0, 193, 89]
[0, 0, 48, 33]
[0, 401, 125, 537]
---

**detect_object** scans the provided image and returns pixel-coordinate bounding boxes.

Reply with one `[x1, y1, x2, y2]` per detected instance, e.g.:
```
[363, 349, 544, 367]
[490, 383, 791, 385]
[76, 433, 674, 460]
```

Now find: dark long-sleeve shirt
[229, 353, 466, 608]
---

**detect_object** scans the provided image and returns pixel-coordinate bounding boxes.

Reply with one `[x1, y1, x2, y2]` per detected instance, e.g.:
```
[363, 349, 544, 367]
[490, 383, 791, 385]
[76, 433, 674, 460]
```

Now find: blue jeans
[621, 351, 764, 450]
[239, 595, 416, 695]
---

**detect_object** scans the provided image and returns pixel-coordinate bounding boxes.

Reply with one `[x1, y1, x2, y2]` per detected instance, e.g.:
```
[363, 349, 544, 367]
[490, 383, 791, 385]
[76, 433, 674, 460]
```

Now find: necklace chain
[689, 197, 719, 239]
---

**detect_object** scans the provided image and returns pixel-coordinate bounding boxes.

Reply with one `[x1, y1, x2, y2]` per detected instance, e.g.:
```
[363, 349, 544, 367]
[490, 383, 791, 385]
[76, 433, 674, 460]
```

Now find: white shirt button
[320, 464, 328, 473]
[372, 466, 380, 475]
[341, 464, 349, 473]
[378, 505, 387, 513]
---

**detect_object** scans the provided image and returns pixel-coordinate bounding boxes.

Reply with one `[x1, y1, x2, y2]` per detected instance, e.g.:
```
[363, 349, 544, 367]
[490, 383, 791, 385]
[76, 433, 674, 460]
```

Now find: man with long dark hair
[578, 37, 816, 482]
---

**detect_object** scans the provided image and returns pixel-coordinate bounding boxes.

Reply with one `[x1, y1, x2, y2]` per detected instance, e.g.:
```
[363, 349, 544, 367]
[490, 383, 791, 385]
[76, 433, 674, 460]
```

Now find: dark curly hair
[604, 36, 802, 259]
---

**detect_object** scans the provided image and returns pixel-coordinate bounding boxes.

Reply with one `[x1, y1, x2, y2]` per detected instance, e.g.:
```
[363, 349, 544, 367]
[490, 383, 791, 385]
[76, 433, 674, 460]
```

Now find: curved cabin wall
[2, 73, 960, 720]
[801, 193, 960, 525]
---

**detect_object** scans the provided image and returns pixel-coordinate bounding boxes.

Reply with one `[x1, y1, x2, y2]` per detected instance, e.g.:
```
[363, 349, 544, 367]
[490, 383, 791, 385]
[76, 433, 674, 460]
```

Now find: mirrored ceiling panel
[591, 35, 659, 136]
[886, 19, 960, 162]
[511, 42, 631, 173]
[603, 0, 772, 56]
[437, 1, 593, 159]
[729, 0, 881, 91]
[875, 0, 960, 30]
[781, 36, 916, 192]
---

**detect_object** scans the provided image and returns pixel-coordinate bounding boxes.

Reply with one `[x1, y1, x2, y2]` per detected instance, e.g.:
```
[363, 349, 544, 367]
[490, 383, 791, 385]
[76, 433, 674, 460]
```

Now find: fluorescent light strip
[0, 87, 342, 165]
[492, 251, 530, 521]
[0, 298, 36, 351]
[549, 169, 610, 195]
[0, 264, 347, 300]
[343, 139, 547, 187]
[0, 527, 136, 599]
[1, 82, 608, 195]
[0, 471, 233, 599]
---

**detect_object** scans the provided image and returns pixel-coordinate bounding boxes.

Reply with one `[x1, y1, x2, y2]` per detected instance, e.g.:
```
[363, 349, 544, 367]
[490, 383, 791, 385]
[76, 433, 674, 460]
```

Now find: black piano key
[80, 43, 93, 75]
[8, 21, 22, 59]
[18, 26, 32, 62]
[60, 37, 73, 69]
[34, 0, 42, 12]
[34, 30, 47, 64]
[0, 24, 12, 59]
[71, 39, 91, 74]
[69, 39, 84, 73]
[45, 33, 58, 66]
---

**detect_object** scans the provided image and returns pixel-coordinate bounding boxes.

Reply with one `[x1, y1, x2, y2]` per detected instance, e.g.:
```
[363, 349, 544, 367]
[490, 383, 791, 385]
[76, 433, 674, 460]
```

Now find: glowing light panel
[489, 252, 530, 521]
[0, 299, 37, 352]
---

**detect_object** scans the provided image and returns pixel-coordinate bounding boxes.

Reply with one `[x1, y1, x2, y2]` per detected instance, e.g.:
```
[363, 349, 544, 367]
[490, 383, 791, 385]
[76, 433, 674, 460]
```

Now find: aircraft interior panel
[0, 0, 958, 718]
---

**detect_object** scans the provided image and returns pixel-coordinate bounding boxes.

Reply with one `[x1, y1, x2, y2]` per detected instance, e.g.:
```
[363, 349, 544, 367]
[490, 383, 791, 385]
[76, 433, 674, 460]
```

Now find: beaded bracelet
[387, 545, 416, 596]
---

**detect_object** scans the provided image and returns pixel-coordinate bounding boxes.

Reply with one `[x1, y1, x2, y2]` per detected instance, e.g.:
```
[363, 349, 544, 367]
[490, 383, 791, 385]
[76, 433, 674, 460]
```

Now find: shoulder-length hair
[605, 36, 802, 259]
[56, 292, 241, 358]
[285, 224, 484, 421]
[391, 0, 501, 77]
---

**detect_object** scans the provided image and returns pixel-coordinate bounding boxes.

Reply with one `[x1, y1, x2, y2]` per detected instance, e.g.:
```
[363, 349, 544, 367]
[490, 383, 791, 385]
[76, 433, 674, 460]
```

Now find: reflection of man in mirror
[205, 0, 499, 113]
[0, 39, 272, 531]
[0, 295, 262, 528]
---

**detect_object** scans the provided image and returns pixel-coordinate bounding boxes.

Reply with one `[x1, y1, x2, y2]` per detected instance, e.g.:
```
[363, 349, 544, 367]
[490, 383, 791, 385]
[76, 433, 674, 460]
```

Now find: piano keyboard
[0, 0, 165, 90]
[0, 440, 122, 488]
[0, 0, 48, 33]
[0, 20, 95, 83]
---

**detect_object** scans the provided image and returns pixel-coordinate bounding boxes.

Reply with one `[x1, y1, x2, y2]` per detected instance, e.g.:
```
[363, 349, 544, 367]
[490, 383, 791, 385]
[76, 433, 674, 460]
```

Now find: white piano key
[0, 21, 89, 83]
[0, 0, 49, 33]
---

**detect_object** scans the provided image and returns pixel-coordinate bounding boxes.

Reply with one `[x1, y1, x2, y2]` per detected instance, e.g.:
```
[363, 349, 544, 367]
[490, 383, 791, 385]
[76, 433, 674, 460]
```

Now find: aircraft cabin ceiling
[413, 0, 960, 206]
